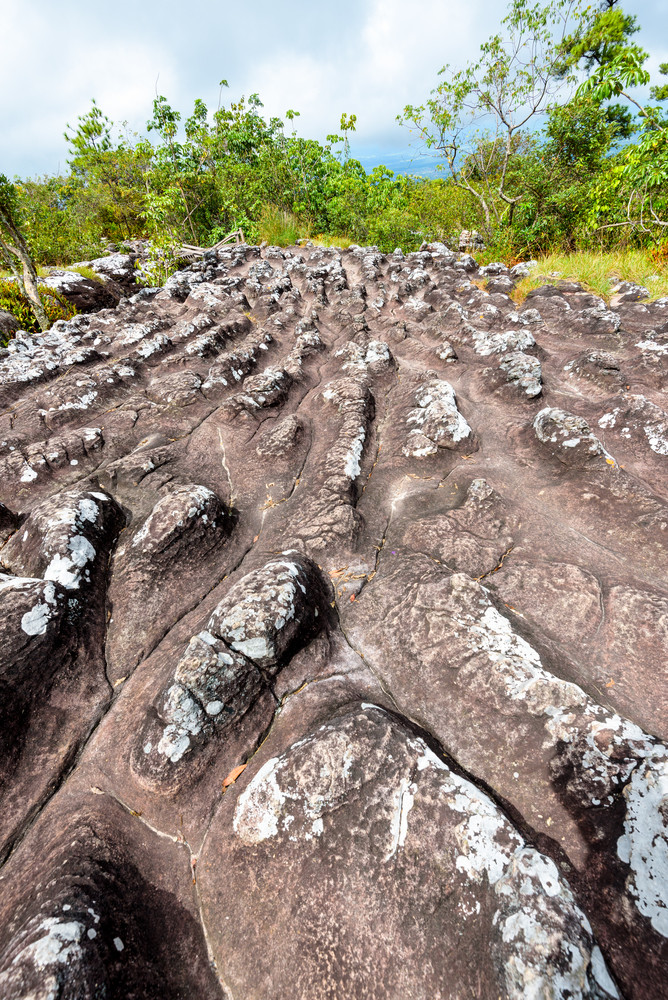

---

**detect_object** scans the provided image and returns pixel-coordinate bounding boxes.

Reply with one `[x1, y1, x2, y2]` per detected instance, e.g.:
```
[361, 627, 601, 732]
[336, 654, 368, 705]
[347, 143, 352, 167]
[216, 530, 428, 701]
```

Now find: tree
[65, 101, 146, 240]
[0, 174, 50, 331]
[575, 17, 668, 234]
[509, 96, 618, 252]
[556, 0, 641, 136]
[398, 0, 590, 229]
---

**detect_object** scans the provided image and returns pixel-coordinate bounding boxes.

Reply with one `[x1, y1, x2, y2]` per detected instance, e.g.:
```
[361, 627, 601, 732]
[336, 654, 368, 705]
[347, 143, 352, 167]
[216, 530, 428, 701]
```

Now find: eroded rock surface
[0, 241, 667, 998]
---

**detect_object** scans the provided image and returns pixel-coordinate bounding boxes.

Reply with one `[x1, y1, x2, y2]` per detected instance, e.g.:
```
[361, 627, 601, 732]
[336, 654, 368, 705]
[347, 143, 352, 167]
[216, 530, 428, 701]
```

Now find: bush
[0, 279, 76, 345]
[366, 206, 424, 253]
[16, 177, 110, 266]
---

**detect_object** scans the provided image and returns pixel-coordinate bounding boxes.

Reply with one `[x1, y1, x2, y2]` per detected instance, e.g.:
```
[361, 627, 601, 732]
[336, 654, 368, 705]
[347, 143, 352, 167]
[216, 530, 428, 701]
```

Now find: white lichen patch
[472, 328, 536, 357]
[598, 410, 619, 429]
[234, 756, 285, 844]
[212, 555, 313, 670]
[25, 493, 109, 593]
[447, 575, 664, 792]
[403, 379, 471, 458]
[234, 726, 363, 846]
[336, 340, 392, 375]
[11, 918, 84, 970]
[156, 683, 206, 763]
[343, 425, 366, 479]
[636, 337, 668, 356]
[231, 635, 271, 661]
[20, 463, 38, 482]
[617, 756, 668, 937]
[495, 849, 619, 999]
[44, 534, 96, 590]
[56, 390, 98, 412]
[499, 352, 542, 397]
[20, 581, 58, 636]
[385, 776, 417, 860]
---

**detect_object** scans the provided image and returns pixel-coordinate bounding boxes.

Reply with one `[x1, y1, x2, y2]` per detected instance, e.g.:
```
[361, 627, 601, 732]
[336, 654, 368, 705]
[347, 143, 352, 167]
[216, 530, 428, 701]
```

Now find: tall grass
[70, 264, 105, 283]
[257, 206, 303, 247]
[310, 233, 354, 249]
[513, 249, 668, 302]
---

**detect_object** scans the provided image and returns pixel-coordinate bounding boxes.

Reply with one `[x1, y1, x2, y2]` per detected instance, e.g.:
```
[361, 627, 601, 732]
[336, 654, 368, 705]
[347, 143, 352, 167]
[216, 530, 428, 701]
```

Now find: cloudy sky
[2, 0, 666, 180]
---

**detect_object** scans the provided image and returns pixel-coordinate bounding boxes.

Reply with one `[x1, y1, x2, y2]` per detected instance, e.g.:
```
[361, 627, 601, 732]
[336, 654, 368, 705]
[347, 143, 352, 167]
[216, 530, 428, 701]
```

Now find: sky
[1, 0, 666, 180]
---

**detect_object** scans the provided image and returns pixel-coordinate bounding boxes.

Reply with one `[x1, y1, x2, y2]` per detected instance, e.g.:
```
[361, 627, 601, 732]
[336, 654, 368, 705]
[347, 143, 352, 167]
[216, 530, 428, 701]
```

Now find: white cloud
[247, 0, 486, 154]
[1, 0, 665, 178]
[0, 0, 177, 176]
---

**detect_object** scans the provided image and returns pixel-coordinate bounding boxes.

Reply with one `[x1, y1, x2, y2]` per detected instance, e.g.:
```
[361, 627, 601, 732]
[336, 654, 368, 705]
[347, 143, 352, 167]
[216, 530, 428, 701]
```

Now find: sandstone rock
[209, 553, 325, 670]
[0, 241, 666, 998]
[82, 252, 139, 295]
[0, 309, 19, 340]
[534, 406, 612, 465]
[499, 350, 542, 396]
[42, 270, 120, 312]
[458, 229, 485, 252]
[610, 281, 649, 307]
[403, 378, 472, 456]
[106, 484, 234, 678]
[200, 706, 617, 1000]
[564, 350, 623, 390]
[0, 792, 221, 1000]
[510, 260, 538, 279]
[0, 500, 18, 543]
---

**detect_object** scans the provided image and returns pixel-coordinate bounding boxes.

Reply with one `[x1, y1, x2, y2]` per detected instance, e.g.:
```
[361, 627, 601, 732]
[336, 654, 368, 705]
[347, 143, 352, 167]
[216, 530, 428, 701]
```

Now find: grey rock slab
[343, 553, 668, 996]
[1, 242, 668, 997]
[533, 407, 613, 466]
[402, 377, 472, 457]
[499, 350, 542, 397]
[199, 705, 618, 1000]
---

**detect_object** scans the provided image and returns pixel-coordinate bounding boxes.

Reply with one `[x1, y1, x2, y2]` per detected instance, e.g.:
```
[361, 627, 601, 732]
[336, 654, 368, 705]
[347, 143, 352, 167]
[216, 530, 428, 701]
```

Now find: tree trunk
[0, 207, 50, 331]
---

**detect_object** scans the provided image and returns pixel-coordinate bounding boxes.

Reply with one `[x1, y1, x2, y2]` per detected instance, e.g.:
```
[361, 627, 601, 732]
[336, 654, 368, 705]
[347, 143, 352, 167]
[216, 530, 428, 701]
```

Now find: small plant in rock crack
[135, 241, 182, 287]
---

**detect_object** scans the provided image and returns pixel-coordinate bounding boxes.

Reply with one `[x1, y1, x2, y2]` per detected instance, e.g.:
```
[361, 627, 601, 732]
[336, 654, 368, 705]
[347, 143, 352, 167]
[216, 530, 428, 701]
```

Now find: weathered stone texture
[0, 241, 667, 998]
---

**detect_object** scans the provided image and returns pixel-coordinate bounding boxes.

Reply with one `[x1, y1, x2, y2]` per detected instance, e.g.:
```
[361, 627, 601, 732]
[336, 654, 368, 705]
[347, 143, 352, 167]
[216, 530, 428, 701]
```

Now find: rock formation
[0, 240, 667, 999]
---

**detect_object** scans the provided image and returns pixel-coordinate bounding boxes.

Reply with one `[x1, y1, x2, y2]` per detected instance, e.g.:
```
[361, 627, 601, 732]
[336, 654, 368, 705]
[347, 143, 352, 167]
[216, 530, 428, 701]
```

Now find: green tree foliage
[556, 0, 641, 135]
[398, 0, 590, 229]
[7, 0, 667, 291]
[398, 0, 667, 253]
[0, 174, 50, 330]
[574, 11, 668, 235]
[507, 97, 619, 253]
[65, 100, 147, 240]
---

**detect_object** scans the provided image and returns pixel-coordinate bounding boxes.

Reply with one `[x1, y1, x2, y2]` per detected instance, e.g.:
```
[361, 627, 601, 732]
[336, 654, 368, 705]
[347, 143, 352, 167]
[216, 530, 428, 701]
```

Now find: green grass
[0, 265, 51, 279]
[69, 264, 104, 283]
[256, 206, 354, 249]
[257, 206, 303, 247]
[0, 264, 103, 281]
[512, 249, 668, 303]
[310, 233, 354, 249]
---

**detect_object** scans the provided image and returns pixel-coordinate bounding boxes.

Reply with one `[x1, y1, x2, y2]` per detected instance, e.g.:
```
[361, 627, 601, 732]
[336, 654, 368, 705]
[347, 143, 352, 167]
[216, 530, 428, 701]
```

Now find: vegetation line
[1, 1, 666, 340]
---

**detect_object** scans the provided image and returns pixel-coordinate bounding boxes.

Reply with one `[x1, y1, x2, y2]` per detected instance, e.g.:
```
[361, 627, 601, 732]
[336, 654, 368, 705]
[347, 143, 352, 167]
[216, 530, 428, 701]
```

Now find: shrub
[0, 279, 76, 345]
[366, 206, 424, 253]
